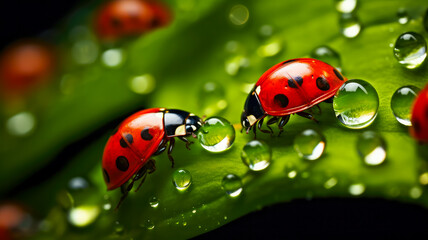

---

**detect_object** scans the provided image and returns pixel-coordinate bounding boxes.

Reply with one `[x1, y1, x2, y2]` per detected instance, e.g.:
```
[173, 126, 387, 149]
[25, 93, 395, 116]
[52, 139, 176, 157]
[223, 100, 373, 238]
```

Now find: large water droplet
[101, 48, 124, 68]
[198, 82, 228, 116]
[333, 79, 379, 129]
[149, 196, 159, 208]
[241, 140, 272, 171]
[339, 13, 361, 38]
[128, 74, 156, 94]
[229, 4, 249, 26]
[6, 111, 36, 136]
[357, 131, 387, 166]
[67, 205, 100, 227]
[348, 183, 365, 196]
[293, 129, 326, 161]
[197, 117, 235, 153]
[221, 174, 243, 198]
[393, 32, 427, 69]
[172, 169, 192, 191]
[391, 85, 420, 126]
[310, 45, 342, 71]
[335, 0, 357, 13]
[397, 9, 409, 24]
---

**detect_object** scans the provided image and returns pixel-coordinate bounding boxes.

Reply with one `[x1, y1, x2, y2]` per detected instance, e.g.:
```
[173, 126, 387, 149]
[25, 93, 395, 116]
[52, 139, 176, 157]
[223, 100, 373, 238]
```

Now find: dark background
[1, 0, 427, 238]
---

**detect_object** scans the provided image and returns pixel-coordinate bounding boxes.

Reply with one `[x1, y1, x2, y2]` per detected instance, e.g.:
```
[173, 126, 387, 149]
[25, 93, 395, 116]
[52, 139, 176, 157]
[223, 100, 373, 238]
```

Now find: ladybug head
[185, 114, 203, 134]
[241, 90, 265, 131]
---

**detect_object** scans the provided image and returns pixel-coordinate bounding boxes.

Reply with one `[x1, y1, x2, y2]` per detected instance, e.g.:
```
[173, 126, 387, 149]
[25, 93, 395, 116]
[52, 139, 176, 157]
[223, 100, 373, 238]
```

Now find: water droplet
[229, 4, 249, 26]
[225, 55, 249, 76]
[101, 48, 124, 68]
[391, 85, 420, 126]
[182, 221, 187, 227]
[310, 45, 342, 71]
[397, 9, 409, 24]
[419, 172, 428, 185]
[172, 169, 192, 191]
[128, 74, 156, 94]
[333, 79, 379, 129]
[144, 219, 155, 230]
[6, 111, 36, 136]
[68, 177, 89, 191]
[339, 13, 361, 38]
[257, 37, 282, 58]
[293, 129, 326, 161]
[259, 25, 273, 37]
[324, 177, 338, 189]
[224, 216, 228, 220]
[288, 170, 297, 179]
[393, 32, 427, 69]
[198, 82, 228, 116]
[409, 187, 422, 199]
[348, 183, 365, 196]
[67, 205, 100, 227]
[221, 174, 243, 198]
[149, 196, 159, 208]
[114, 221, 124, 234]
[335, 0, 357, 13]
[241, 140, 272, 171]
[192, 209, 196, 214]
[71, 40, 98, 65]
[357, 131, 387, 166]
[197, 117, 235, 153]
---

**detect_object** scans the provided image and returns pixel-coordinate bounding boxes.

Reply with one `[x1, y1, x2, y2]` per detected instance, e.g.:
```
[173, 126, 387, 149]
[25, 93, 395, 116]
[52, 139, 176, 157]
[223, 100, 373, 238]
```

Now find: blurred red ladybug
[0, 202, 36, 239]
[0, 41, 55, 98]
[411, 84, 428, 143]
[102, 108, 202, 207]
[241, 58, 347, 135]
[94, 0, 172, 40]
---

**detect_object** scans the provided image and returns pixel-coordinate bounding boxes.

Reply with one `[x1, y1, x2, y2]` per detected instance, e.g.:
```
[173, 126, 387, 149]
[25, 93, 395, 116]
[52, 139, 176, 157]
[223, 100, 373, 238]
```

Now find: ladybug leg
[178, 136, 193, 150]
[278, 115, 290, 136]
[134, 160, 156, 192]
[257, 117, 273, 136]
[252, 123, 257, 139]
[297, 112, 319, 123]
[153, 138, 167, 156]
[168, 138, 176, 168]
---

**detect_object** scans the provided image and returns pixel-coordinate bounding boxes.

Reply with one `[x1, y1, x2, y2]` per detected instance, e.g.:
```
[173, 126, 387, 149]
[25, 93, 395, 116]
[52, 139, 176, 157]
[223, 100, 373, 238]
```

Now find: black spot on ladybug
[316, 77, 330, 91]
[274, 94, 289, 108]
[281, 59, 297, 65]
[334, 69, 344, 81]
[103, 169, 110, 183]
[116, 156, 129, 171]
[288, 76, 303, 88]
[111, 17, 122, 28]
[141, 128, 153, 141]
[125, 133, 133, 144]
[120, 138, 128, 148]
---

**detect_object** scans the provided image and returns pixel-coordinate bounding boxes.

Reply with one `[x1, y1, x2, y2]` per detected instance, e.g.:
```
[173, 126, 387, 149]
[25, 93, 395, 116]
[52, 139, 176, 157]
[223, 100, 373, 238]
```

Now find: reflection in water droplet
[229, 4, 249, 26]
[310, 45, 342, 71]
[335, 0, 357, 13]
[172, 169, 192, 191]
[257, 37, 282, 58]
[241, 140, 272, 171]
[419, 172, 428, 185]
[197, 117, 235, 153]
[221, 174, 243, 198]
[397, 9, 409, 24]
[348, 183, 365, 196]
[357, 131, 387, 166]
[198, 82, 228, 116]
[391, 85, 420, 126]
[149, 196, 159, 208]
[409, 187, 422, 199]
[293, 129, 326, 161]
[101, 49, 124, 68]
[339, 13, 361, 38]
[72, 40, 98, 65]
[67, 205, 100, 227]
[6, 112, 36, 136]
[324, 177, 338, 189]
[393, 32, 427, 69]
[129, 74, 156, 94]
[333, 79, 379, 129]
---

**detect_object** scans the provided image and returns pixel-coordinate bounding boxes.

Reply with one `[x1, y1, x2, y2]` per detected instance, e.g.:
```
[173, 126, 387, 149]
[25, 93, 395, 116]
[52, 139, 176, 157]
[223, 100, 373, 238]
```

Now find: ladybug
[410, 84, 428, 142]
[102, 108, 202, 206]
[94, 0, 171, 41]
[241, 58, 347, 135]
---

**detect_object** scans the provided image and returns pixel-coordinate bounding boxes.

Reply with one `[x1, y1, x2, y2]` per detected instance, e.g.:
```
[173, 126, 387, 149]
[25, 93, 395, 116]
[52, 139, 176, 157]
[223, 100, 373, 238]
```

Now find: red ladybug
[94, 0, 171, 41]
[102, 108, 202, 206]
[241, 58, 347, 135]
[410, 84, 428, 142]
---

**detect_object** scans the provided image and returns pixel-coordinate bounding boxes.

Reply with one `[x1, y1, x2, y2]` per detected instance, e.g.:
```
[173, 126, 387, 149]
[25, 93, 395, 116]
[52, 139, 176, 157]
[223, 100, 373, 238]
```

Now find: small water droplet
[182, 221, 187, 227]
[419, 172, 428, 185]
[324, 177, 338, 189]
[114, 221, 124, 234]
[198, 82, 228, 116]
[197, 117, 235, 153]
[68, 177, 89, 191]
[391, 85, 420, 126]
[192, 209, 197, 214]
[198, 225, 202, 229]
[293, 129, 326, 161]
[221, 174, 243, 198]
[333, 79, 379, 129]
[357, 131, 387, 166]
[71, 40, 98, 65]
[310, 45, 342, 71]
[397, 9, 409, 24]
[6, 111, 36, 136]
[128, 74, 156, 94]
[229, 4, 249, 26]
[259, 25, 273, 37]
[224, 216, 228, 220]
[335, 0, 357, 13]
[145, 219, 155, 230]
[288, 170, 297, 179]
[257, 37, 282, 58]
[348, 183, 365, 196]
[409, 187, 422, 199]
[102, 195, 112, 211]
[172, 169, 192, 191]
[225, 55, 249, 76]
[241, 140, 272, 171]
[67, 205, 100, 227]
[339, 13, 362, 38]
[149, 196, 159, 208]
[101, 48, 124, 68]
[393, 32, 427, 69]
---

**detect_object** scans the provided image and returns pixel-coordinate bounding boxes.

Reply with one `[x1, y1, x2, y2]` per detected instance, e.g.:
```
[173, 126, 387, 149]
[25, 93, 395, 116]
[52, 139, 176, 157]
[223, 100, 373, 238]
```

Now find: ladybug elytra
[411, 84, 428, 143]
